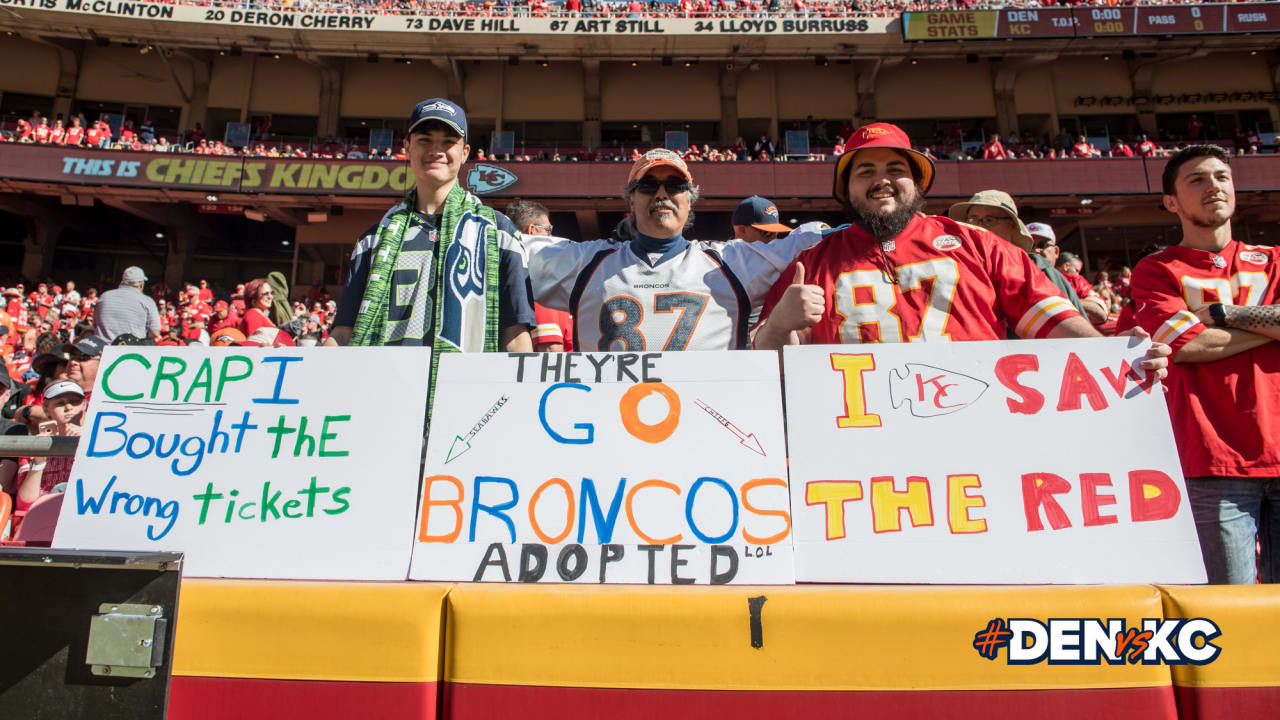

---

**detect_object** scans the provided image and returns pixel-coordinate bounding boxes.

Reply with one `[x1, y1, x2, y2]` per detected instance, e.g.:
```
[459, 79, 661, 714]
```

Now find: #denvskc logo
[465, 164, 518, 195]
[972, 617, 1222, 665]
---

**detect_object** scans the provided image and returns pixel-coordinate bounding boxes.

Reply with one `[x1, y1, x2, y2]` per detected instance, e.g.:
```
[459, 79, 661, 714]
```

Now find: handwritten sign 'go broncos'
[783, 338, 1206, 584]
[410, 351, 794, 585]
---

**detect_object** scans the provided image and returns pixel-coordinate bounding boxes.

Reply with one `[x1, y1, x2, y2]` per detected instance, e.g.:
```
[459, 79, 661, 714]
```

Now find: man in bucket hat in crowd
[751, 122, 1170, 381]
[523, 149, 826, 350]
[947, 190, 1091, 322]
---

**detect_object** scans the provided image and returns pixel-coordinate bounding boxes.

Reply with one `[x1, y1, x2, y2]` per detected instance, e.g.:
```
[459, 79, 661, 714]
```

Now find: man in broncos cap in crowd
[523, 149, 826, 350]
[752, 122, 1170, 382]
[732, 196, 795, 244]
[331, 97, 534, 419]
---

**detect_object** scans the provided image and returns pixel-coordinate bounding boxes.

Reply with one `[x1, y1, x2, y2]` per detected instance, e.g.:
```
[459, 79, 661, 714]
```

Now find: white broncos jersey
[525, 224, 825, 351]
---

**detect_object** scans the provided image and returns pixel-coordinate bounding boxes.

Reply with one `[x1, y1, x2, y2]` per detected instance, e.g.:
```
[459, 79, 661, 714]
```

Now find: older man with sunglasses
[523, 149, 825, 351]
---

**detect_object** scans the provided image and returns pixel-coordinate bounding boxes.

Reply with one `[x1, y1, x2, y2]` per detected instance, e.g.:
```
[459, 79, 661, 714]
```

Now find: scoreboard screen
[902, 2, 1280, 40]
[1226, 3, 1280, 32]
[1132, 6, 1226, 35]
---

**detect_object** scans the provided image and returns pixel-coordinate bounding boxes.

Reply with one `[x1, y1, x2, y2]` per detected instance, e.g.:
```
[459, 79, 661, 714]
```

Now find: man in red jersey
[753, 122, 1160, 348]
[1131, 144, 1280, 584]
[63, 117, 85, 147]
[1136, 134, 1158, 158]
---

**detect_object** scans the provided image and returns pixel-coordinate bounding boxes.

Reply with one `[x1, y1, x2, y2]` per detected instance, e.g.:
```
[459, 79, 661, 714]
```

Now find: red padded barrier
[170, 677, 439, 720]
[445, 683, 1177, 720]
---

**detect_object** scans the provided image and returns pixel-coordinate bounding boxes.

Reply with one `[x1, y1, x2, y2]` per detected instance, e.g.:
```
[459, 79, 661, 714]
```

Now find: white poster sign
[52, 347, 430, 580]
[783, 338, 1206, 584]
[409, 351, 794, 584]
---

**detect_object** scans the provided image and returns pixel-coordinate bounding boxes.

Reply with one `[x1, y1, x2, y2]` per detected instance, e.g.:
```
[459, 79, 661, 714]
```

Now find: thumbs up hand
[773, 261, 825, 333]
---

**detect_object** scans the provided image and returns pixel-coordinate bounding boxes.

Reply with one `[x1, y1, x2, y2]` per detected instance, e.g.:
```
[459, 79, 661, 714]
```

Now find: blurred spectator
[753, 134, 775, 159]
[32, 116, 50, 144]
[13, 379, 84, 512]
[238, 278, 294, 347]
[505, 199, 574, 352]
[1055, 127, 1072, 151]
[1071, 135, 1100, 158]
[65, 336, 104, 395]
[93, 266, 162, 343]
[1027, 223, 1108, 325]
[981, 133, 1008, 160]
[732, 195, 793, 243]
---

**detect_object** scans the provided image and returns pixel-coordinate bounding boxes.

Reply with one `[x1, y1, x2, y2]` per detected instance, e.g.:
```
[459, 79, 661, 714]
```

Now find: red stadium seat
[12, 492, 63, 546]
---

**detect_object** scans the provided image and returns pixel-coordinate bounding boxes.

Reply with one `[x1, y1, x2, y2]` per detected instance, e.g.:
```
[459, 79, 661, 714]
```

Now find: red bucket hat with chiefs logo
[833, 122, 935, 202]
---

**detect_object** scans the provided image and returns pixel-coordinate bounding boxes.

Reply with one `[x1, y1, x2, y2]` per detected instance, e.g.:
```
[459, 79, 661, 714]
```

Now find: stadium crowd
[5, 108, 1269, 163]
[1, 95, 1275, 591]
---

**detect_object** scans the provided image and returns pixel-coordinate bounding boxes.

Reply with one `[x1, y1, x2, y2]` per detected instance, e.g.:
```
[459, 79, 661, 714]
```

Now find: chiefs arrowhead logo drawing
[888, 363, 988, 418]
[465, 163, 519, 195]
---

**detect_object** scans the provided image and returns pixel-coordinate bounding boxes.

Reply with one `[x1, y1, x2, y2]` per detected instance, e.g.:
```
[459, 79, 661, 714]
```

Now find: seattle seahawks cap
[407, 98, 467, 139]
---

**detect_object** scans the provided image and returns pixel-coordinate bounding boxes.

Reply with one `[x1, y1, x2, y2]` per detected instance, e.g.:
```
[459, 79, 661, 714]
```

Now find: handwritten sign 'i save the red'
[783, 337, 1206, 584]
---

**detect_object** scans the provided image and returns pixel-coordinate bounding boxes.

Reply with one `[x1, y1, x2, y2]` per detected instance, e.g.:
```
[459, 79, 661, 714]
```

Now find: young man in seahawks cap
[331, 98, 534, 416]
[751, 122, 1169, 384]
[523, 149, 826, 351]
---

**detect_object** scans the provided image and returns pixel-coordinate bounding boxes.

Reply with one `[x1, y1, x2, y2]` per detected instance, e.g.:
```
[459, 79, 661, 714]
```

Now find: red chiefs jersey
[1062, 271, 1097, 301]
[532, 303, 574, 351]
[1131, 240, 1280, 478]
[759, 215, 1080, 344]
[64, 126, 83, 146]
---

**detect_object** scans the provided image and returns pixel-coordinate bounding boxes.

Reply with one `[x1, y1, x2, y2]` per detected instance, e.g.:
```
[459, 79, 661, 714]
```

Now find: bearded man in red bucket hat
[751, 123, 1169, 381]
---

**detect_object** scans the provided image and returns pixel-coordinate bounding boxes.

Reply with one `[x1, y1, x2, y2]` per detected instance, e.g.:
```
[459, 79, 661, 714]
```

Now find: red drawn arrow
[694, 399, 765, 456]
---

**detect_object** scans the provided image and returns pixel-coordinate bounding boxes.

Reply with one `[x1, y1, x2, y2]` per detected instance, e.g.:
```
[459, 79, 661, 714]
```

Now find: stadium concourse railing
[3, 142, 1280, 198]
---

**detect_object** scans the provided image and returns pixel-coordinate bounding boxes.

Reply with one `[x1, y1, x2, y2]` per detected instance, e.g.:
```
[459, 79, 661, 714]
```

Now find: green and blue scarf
[350, 182, 501, 420]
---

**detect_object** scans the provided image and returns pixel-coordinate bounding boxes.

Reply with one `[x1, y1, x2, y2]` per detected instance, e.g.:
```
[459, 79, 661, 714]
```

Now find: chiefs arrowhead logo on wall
[465, 164, 519, 195]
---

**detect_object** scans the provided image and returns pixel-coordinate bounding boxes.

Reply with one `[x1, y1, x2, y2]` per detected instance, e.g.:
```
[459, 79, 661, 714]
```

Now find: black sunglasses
[631, 177, 691, 195]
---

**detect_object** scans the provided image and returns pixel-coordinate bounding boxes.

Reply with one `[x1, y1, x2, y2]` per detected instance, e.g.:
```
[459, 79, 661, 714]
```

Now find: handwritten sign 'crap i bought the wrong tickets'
[410, 351, 794, 584]
[784, 338, 1206, 584]
[52, 347, 431, 580]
